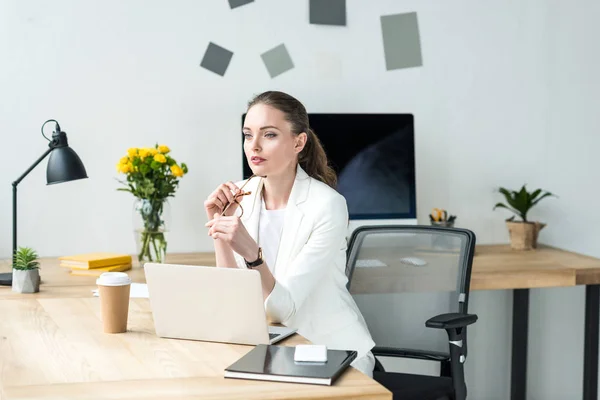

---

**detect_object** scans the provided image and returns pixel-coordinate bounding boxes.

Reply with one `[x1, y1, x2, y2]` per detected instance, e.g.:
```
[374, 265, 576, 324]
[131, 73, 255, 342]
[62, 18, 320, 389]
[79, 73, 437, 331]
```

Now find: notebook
[69, 263, 132, 276]
[224, 344, 357, 386]
[58, 253, 132, 269]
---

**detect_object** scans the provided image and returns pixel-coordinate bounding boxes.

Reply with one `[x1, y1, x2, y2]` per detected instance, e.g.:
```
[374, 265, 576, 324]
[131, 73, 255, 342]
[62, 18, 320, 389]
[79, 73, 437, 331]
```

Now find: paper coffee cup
[96, 272, 132, 333]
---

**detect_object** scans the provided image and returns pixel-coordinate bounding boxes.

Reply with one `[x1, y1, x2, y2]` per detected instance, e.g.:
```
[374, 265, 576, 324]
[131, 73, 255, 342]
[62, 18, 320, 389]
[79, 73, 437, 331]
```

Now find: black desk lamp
[0, 119, 88, 286]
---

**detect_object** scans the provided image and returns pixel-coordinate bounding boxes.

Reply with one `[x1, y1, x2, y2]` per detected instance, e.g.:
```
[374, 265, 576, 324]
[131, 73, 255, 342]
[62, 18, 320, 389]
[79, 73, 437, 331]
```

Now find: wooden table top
[1, 244, 599, 299]
[469, 244, 600, 290]
[0, 254, 391, 399]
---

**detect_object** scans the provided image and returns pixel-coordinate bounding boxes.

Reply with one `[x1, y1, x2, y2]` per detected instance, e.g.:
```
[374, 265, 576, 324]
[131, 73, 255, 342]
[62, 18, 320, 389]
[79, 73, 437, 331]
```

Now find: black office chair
[346, 225, 478, 400]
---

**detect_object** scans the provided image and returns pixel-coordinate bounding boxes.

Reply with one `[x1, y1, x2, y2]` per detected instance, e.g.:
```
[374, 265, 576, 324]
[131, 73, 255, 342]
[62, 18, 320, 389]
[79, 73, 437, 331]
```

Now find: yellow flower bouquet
[116, 144, 188, 264]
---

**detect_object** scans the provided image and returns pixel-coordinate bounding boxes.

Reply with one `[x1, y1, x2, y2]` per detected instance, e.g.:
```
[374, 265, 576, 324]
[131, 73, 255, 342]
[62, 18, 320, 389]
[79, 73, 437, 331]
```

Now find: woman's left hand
[205, 214, 259, 261]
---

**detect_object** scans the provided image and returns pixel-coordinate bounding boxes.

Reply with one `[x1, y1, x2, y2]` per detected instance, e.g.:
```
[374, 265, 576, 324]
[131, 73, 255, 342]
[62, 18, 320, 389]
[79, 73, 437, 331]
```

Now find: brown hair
[247, 91, 337, 188]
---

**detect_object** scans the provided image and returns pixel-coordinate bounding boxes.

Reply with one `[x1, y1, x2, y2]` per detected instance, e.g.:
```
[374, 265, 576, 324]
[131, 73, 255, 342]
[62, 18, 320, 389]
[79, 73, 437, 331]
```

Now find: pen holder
[430, 221, 455, 228]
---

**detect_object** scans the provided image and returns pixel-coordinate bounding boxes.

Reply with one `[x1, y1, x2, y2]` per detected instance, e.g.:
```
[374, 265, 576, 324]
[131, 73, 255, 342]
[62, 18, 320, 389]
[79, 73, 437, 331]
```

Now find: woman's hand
[203, 182, 241, 220]
[205, 214, 259, 261]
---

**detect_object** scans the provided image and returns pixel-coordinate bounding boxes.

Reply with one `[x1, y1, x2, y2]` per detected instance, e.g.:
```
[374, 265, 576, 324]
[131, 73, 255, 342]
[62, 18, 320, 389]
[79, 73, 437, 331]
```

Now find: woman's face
[243, 103, 306, 178]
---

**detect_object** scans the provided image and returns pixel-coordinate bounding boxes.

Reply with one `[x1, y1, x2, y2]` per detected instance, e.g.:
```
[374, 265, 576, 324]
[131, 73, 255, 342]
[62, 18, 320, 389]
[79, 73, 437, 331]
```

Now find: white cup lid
[96, 272, 132, 286]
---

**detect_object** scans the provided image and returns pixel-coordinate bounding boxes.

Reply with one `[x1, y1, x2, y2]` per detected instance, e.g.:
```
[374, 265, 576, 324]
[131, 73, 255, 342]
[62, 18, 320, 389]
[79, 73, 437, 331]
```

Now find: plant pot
[506, 221, 546, 251]
[12, 269, 40, 293]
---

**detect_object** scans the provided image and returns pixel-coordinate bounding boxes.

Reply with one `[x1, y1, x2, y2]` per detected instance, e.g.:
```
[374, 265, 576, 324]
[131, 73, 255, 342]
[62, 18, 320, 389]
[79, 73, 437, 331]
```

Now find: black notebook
[224, 344, 357, 386]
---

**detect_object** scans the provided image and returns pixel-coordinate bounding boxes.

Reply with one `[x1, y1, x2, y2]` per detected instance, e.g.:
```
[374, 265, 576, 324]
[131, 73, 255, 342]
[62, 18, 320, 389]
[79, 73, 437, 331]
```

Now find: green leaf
[493, 203, 521, 215]
[140, 164, 150, 175]
[531, 192, 555, 207]
[515, 186, 529, 213]
[13, 246, 40, 270]
[498, 188, 521, 211]
[530, 189, 542, 202]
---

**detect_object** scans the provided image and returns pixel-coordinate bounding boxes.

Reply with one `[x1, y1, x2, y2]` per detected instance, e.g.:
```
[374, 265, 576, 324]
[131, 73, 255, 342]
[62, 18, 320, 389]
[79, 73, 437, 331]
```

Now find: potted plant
[493, 185, 556, 250]
[12, 246, 41, 293]
[116, 144, 188, 265]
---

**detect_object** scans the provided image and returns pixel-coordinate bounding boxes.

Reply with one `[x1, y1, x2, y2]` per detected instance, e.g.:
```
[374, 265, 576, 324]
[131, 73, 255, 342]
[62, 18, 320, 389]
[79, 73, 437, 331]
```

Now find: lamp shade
[46, 146, 88, 185]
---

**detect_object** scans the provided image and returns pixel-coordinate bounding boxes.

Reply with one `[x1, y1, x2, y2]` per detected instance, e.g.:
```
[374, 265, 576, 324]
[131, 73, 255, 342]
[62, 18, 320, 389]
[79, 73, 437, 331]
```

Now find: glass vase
[132, 198, 170, 265]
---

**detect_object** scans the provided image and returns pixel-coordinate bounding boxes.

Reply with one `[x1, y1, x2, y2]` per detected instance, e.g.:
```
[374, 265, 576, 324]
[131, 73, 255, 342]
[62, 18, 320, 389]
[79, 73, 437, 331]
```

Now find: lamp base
[0, 272, 12, 286]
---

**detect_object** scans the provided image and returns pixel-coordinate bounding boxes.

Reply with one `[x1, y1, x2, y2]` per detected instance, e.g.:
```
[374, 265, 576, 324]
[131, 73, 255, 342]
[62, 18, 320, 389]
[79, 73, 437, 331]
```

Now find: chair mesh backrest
[346, 225, 475, 353]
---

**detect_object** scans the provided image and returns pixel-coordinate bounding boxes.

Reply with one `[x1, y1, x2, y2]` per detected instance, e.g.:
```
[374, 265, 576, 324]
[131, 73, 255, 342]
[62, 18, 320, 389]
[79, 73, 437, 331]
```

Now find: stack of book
[59, 252, 133, 277]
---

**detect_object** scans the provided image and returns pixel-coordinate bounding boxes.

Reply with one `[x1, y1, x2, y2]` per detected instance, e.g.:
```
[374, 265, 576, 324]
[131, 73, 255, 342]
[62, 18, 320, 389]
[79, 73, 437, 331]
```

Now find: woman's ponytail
[298, 128, 337, 188]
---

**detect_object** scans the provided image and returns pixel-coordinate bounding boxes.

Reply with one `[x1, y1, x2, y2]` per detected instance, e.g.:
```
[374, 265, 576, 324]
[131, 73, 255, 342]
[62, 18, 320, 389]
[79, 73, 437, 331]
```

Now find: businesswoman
[203, 91, 376, 376]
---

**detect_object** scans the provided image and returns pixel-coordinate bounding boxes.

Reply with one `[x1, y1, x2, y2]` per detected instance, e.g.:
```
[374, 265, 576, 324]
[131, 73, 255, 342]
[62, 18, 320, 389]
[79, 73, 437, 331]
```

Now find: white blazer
[232, 166, 376, 359]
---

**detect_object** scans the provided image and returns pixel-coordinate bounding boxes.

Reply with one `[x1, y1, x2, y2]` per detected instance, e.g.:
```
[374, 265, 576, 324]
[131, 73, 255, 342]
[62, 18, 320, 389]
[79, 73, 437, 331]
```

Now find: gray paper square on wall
[228, 0, 254, 9]
[309, 0, 346, 26]
[381, 12, 423, 70]
[200, 42, 234, 76]
[261, 44, 294, 78]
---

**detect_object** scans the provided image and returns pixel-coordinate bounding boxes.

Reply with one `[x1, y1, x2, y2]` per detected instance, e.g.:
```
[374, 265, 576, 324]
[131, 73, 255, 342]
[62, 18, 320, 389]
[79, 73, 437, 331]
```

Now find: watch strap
[245, 247, 263, 268]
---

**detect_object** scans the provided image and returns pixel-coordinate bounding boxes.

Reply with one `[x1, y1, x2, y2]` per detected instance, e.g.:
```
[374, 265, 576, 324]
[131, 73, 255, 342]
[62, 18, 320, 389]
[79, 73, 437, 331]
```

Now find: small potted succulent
[493, 185, 556, 250]
[12, 246, 41, 293]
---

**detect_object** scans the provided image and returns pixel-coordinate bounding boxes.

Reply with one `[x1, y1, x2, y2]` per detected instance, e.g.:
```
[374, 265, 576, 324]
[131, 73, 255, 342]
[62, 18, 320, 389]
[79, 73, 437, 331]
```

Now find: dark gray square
[381, 12, 423, 70]
[228, 0, 253, 9]
[309, 0, 346, 26]
[261, 44, 294, 78]
[200, 42, 234, 76]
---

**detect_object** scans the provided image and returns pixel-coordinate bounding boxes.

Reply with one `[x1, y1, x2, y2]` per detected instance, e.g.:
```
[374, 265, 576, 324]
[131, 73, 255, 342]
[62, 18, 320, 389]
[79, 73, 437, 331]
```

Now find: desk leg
[584, 284, 599, 400]
[511, 288, 529, 400]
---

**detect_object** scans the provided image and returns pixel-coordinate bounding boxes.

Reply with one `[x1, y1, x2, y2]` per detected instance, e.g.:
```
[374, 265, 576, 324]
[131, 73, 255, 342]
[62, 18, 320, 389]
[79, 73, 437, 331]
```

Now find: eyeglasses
[221, 174, 258, 218]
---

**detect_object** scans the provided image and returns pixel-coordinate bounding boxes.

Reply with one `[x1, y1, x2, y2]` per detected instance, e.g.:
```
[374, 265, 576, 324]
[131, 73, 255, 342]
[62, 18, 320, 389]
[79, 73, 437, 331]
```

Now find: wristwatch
[244, 247, 264, 268]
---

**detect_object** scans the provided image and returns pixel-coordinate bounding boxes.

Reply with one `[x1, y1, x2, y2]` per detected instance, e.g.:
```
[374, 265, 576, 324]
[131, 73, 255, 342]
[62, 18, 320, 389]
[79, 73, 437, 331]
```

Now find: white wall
[525, 0, 600, 399]
[1, 1, 598, 398]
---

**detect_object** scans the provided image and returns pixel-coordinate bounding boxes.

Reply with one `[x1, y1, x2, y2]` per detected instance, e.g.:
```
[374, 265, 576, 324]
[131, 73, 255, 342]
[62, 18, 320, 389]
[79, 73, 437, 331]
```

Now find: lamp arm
[12, 147, 54, 187]
[12, 146, 53, 266]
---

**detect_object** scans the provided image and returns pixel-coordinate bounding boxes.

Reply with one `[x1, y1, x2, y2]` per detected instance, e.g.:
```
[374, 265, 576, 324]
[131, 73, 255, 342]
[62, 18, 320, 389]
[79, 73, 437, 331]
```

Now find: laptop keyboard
[269, 333, 279, 340]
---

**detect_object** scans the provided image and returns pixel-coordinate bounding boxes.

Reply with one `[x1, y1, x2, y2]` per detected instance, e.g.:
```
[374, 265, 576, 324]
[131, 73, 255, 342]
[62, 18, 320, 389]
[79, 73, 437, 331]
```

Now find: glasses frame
[221, 174, 258, 218]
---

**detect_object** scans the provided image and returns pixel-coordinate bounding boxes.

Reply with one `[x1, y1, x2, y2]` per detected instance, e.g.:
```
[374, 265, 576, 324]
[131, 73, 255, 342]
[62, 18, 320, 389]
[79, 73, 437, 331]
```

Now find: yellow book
[59, 252, 132, 269]
[68, 263, 132, 277]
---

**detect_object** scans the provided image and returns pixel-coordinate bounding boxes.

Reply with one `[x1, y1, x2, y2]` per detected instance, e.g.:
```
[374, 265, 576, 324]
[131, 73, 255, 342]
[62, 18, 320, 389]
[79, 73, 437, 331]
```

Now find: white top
[233, 166, 376, 365]
[258, 198, 286, 275]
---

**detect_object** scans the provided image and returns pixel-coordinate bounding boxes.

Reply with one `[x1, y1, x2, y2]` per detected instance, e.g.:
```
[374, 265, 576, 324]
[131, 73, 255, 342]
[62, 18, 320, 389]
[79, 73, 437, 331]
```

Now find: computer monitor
[242, 113, 417, 231]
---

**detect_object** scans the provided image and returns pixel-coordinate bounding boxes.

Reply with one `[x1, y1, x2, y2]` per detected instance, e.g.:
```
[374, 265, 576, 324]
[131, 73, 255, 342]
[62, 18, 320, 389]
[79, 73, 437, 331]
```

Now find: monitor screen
[242, 113, 416, 220]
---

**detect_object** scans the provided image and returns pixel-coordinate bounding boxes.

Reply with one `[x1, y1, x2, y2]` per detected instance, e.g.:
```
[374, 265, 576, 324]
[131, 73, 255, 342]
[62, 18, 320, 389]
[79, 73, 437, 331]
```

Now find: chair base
[374, 371, 454, 400]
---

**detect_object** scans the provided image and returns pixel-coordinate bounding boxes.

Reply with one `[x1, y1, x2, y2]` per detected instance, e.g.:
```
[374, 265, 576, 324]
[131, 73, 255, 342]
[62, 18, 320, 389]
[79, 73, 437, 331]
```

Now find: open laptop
[144, 263, 296, 346]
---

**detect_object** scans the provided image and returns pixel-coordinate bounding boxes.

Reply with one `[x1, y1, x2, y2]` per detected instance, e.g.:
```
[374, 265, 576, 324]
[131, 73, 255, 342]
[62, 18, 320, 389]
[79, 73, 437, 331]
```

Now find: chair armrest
[372, 346, 449, 362]
[425, 313, 478, 330]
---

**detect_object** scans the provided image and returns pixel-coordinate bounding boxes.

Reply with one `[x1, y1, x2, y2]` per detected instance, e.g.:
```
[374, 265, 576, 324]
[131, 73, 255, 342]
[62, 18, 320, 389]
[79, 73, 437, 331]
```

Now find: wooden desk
[2, 244, 600, 400]
[0, 257, 391, 400]
[472, 245, 600, 400]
